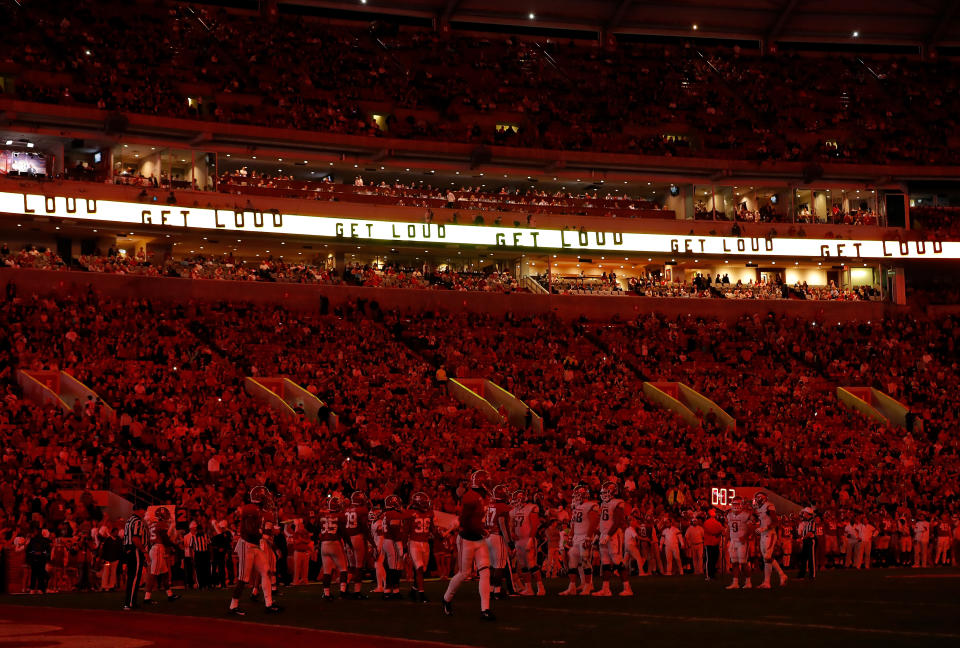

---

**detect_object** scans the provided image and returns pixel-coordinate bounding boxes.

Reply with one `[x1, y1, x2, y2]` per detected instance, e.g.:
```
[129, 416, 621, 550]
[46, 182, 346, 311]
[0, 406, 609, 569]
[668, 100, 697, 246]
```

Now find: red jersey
[459, 489, 486, 541]
[344, 505, 369, 537]
[485, 502, 512, 537]
[317, 511, 345, 542]
[239, 503, 263, 544]
[409, 510, 435, 542]
[383, 509, 410, 541]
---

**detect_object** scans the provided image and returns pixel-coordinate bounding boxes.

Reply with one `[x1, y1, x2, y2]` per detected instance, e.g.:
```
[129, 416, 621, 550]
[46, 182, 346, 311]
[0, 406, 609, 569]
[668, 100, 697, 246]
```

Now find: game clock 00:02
[710, 487, 737, 508]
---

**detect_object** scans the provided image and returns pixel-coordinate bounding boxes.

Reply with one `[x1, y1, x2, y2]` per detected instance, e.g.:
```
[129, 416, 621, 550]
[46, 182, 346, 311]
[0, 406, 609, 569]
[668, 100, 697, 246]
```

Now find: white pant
[599, 531, 624, 566]
[728, 541, 748, 564]
[567, 535, 593, 570]
[486, 534, 508, 570]
[516, 538, 537, 570]
[456, 536, 491, 573]
[321, 540, 347, 575]
[760, 532, 777, 561]
[663, 543, 682, 575]
[382, 539, 405, 570]
[409, 540, 431, 570]
[345, 534, 367, 570]
[236, 539, 273, 606]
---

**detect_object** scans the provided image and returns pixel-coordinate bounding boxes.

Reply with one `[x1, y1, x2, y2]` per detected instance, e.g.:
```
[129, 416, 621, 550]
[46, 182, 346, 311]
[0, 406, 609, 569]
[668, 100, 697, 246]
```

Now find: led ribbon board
[2, 191, 955, 260]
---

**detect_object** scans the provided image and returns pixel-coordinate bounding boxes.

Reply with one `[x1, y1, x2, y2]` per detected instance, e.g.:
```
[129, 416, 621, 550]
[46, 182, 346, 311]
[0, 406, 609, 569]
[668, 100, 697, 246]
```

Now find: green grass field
[5, 570, 960, 647]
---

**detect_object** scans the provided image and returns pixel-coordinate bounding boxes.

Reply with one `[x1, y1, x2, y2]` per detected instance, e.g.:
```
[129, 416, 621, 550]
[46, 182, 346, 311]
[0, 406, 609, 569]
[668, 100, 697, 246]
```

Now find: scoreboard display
[710, 487, 738, 509]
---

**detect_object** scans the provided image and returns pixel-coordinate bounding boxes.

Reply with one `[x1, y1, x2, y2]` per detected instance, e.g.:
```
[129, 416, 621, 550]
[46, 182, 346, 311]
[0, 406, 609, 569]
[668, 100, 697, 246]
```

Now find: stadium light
[692, 24, 698, 31]
[529, 13, 535, 20]
[852, 30, 859, 38]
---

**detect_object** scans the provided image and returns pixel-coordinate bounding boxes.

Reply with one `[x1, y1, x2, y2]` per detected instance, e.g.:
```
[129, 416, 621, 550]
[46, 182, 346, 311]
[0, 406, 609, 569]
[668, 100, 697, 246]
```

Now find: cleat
[265, 604, 283, 614]
[480, 609, 496, 622]
[371, 588, 384, 593]
[725, 583, 740, 590]
[442, 599, 453, 616]
[742, 581, 752, 589]
[228, 607, 247, 616]
[619, 587, 633, 597]
[558, 585, 577, 596]
[780, 574, 788, 587]
[592, 588, 612, 597]
[520, 587, 534, 596]
[536, 587, 546, 597]
[579, 585, 593, 596]
[122, 605, 132, 611]
[757, 583, 772, 590]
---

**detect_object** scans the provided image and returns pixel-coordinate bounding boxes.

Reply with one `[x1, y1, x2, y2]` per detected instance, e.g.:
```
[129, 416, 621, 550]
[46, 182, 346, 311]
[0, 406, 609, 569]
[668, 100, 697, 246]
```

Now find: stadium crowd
[0, 285, 957, 597]
[4, 0, 960, 164]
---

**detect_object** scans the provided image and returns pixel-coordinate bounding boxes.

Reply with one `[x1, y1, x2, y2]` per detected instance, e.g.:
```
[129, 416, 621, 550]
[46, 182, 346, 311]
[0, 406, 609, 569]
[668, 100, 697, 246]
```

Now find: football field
[3, 570, 960, 647]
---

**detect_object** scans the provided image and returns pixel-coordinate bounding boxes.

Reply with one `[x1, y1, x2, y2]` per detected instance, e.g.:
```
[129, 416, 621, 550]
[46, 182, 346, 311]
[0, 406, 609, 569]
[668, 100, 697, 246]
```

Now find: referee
[122, 507, 147, 610]
[797, 507, 818, 580]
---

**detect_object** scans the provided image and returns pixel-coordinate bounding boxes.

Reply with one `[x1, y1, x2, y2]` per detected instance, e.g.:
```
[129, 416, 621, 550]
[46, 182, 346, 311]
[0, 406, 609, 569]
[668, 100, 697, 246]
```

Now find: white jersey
[756, 502, 777, 535]
[913, 520, 930, 542]
[598, 498, 625, 535]
[660, 526, 683, 548]
[509, 503, 538, 541]
[571, 501, 598, 538]
[624, 526, 639, 549]
[727, 510, 753, 543]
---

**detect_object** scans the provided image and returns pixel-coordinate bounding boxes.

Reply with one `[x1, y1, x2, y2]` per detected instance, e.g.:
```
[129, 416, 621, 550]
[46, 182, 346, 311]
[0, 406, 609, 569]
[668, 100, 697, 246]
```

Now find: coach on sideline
[702, 509, 723, 580]
[122, 507, 147, 610]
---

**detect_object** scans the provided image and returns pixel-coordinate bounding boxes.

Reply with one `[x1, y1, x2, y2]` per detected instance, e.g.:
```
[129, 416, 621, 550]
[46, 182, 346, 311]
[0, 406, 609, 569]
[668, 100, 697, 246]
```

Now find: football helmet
[801, 507, 815, 519]
[572, 485, 589, 506]
[350, 491, 368, 508]
[367, 509, 381, 523]
[753, 491, 768, 508]
[469, 469, 491, 492]
[384, 494, 402, 511]
[327, 495, 344, 513]
[731, 496, 745, 513]
[600, 481, 618, 503]
[154, 507, 172, 523]
[491, 484, 509, 502]
[411, 492, 431, 512]
[249, 485, 272, 505]
[510, 489, 526, 508]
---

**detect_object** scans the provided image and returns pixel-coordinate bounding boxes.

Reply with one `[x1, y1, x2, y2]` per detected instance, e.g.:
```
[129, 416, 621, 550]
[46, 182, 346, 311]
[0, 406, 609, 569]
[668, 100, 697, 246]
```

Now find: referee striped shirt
[189, 531, 210, 553]
[123, 514, 145, 548]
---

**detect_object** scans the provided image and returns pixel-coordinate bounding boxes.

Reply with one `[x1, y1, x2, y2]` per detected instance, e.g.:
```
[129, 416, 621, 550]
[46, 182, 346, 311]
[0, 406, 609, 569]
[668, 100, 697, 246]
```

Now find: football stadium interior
[0, 1, 959, 646]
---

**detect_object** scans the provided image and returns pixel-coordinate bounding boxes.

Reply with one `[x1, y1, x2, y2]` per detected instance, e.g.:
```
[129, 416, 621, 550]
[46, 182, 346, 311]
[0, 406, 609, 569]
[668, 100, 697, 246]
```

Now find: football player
[559, 485, 599, 596]
[485, 484, 514, 599]
[317, 495, 349, 600]
[725, 496, 754, 589]
[407, 492, 436, 602]
[369, 509, 387, 593]
[624, 510, 648, 577]
[509, 489, 545, 596]
[144, 507, 180, 604]
[594, 481, 632, 596]
[344, 491, 372, 599]
[381, 494, 409, 600]
[754, 491, 787, 588]
[229, 487, 281, 615]
[442, 469, 495, 621]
